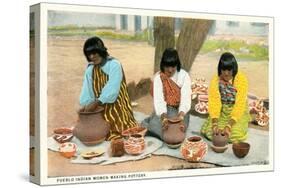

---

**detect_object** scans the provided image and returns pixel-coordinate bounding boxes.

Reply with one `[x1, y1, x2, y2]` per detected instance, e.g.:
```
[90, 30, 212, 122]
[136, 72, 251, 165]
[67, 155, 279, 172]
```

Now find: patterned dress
[142, 70, 191, 140]
[201, 71, 251, 143]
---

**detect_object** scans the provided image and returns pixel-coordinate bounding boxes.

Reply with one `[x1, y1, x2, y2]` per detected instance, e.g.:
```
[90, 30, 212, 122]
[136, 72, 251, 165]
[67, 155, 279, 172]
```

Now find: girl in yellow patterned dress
[201, 52, 251, 143]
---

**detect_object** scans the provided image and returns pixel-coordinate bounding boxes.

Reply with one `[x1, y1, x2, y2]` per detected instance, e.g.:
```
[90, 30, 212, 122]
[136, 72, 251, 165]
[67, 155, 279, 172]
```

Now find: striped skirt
[201, 104, 251, 143]
[93, 65, 137, 140]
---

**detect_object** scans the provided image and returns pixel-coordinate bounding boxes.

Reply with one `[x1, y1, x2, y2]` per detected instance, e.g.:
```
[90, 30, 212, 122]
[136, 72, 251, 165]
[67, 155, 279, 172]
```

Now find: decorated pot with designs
[58, 142, 77, 158]
[180, 136, 208, 162]
[124, 133, 146, 155]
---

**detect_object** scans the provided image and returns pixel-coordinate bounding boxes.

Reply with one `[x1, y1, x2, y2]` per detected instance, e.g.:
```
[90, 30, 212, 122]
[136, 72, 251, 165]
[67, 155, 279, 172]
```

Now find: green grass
[48, 25, 268, 61]
[48, 25, 149, 41]
[201, 39, 268, 61]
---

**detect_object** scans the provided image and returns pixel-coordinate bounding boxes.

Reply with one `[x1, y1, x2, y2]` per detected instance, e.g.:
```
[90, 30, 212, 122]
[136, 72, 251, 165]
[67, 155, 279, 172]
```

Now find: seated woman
[142, 48, 191, 143]
[201, 52, 251, 143]
[79, 36, 137, 140]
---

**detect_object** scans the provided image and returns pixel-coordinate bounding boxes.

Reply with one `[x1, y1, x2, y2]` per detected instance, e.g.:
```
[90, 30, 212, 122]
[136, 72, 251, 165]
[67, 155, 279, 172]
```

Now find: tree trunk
[153, 17, 175, 73]
[176, 19, 213, 72]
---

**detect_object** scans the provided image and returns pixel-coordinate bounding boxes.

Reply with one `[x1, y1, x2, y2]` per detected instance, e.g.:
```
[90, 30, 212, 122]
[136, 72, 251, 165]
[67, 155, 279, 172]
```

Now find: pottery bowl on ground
[232, 142, 250, 158]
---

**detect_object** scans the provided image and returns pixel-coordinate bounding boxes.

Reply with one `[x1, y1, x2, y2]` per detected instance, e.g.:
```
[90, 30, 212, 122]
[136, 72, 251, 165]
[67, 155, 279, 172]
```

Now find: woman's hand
[84, 100, 101, 112]
[223, 125, 231, 137]
[78, 106, 86, 113]
[177, 111, 185, 121]
[223, 119, 235, 137]
[161, 113, 169, 130]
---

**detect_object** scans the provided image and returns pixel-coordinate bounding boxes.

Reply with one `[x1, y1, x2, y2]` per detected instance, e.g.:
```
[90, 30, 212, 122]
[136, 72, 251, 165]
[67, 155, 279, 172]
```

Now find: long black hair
[160, 48, 181, 72]
[218, 52, 238, 79]
[83, 36, 109, 62]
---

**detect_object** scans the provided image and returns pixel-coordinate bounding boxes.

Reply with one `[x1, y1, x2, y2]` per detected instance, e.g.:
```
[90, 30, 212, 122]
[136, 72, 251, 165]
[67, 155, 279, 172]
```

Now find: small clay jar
[162, 118, 186, 148]
[212, 130, 228, 147]
[110, 139, 125, 157]
[73, 106, 110, 146]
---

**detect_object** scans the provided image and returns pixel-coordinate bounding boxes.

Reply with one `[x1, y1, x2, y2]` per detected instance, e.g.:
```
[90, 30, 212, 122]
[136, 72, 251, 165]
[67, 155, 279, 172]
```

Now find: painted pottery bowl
[53, 127, 73, 143]
[58, 142, 77, 158]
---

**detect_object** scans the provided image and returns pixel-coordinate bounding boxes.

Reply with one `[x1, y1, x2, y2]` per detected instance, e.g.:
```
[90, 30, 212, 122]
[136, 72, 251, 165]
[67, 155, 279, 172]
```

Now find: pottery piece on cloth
[80, 148, 105, 159]
[124, 133, 146, 155]
[73, 106, 110, 146]
[232, 142, 250, 158]
[195, 101, 208, 114]
[53, 127, 73, 143]
[210, 144, 228, 153]
[122, 126, 147, 138]
[110, 139, 125, 157]
[198, 94, 208, 102]
[212, 131, 228, 147]
[256, 110, 269, 127]
[180, 136, 208, 162]
[162, 118, 186, 149]
[58, 142, 77, 158]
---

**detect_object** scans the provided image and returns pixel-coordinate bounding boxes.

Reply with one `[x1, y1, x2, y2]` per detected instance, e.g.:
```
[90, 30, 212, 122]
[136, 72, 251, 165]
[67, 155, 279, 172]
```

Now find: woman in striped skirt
[79, 37, 137, 140]
[201, 52, 251, 143]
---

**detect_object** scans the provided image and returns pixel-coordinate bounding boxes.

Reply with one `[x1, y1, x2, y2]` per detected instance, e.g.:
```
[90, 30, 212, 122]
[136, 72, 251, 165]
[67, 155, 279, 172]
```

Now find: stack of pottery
[180, 136, 208, 162]
[162, 118, 186, 149]
[73, 106, 110, 146]
[194, 94, 209, 114]
[211, 131, 229, 153]
[249, 99, 269, 127]
[124, 133, 146, 155]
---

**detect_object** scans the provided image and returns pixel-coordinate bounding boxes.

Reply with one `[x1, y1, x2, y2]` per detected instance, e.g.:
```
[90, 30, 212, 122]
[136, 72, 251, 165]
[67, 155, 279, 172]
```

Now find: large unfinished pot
[73, 106, 110, 146]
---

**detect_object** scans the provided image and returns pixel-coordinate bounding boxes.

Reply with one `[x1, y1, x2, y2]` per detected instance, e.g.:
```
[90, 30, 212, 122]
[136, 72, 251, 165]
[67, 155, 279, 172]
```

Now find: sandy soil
[44, 37, 269, 177]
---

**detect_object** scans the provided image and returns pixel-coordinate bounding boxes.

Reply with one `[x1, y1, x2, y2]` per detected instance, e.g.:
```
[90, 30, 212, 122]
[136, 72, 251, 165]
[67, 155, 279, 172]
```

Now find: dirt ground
[45, 37, 269, 177]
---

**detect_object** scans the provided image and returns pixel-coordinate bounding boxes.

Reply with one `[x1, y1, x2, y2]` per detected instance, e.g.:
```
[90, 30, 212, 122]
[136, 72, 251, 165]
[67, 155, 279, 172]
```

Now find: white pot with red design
[58, 142, 77, 158]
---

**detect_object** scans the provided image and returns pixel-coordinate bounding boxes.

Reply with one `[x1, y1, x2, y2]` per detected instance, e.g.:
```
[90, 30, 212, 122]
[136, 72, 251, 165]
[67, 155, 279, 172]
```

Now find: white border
[34, 2, 274, 185]
[30, 4, 41, 184]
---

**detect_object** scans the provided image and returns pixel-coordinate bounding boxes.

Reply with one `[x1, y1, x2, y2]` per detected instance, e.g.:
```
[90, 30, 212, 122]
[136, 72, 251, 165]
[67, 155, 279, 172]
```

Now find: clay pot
[73, 106, 110, 146]
[163, 118, 186, 148]
[110, 139, 125, 157]
[212, 131, 228, 147]
[232, 142, 250, 158]
[180, 136, 208, 162]
[124, 134, 146, 155]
